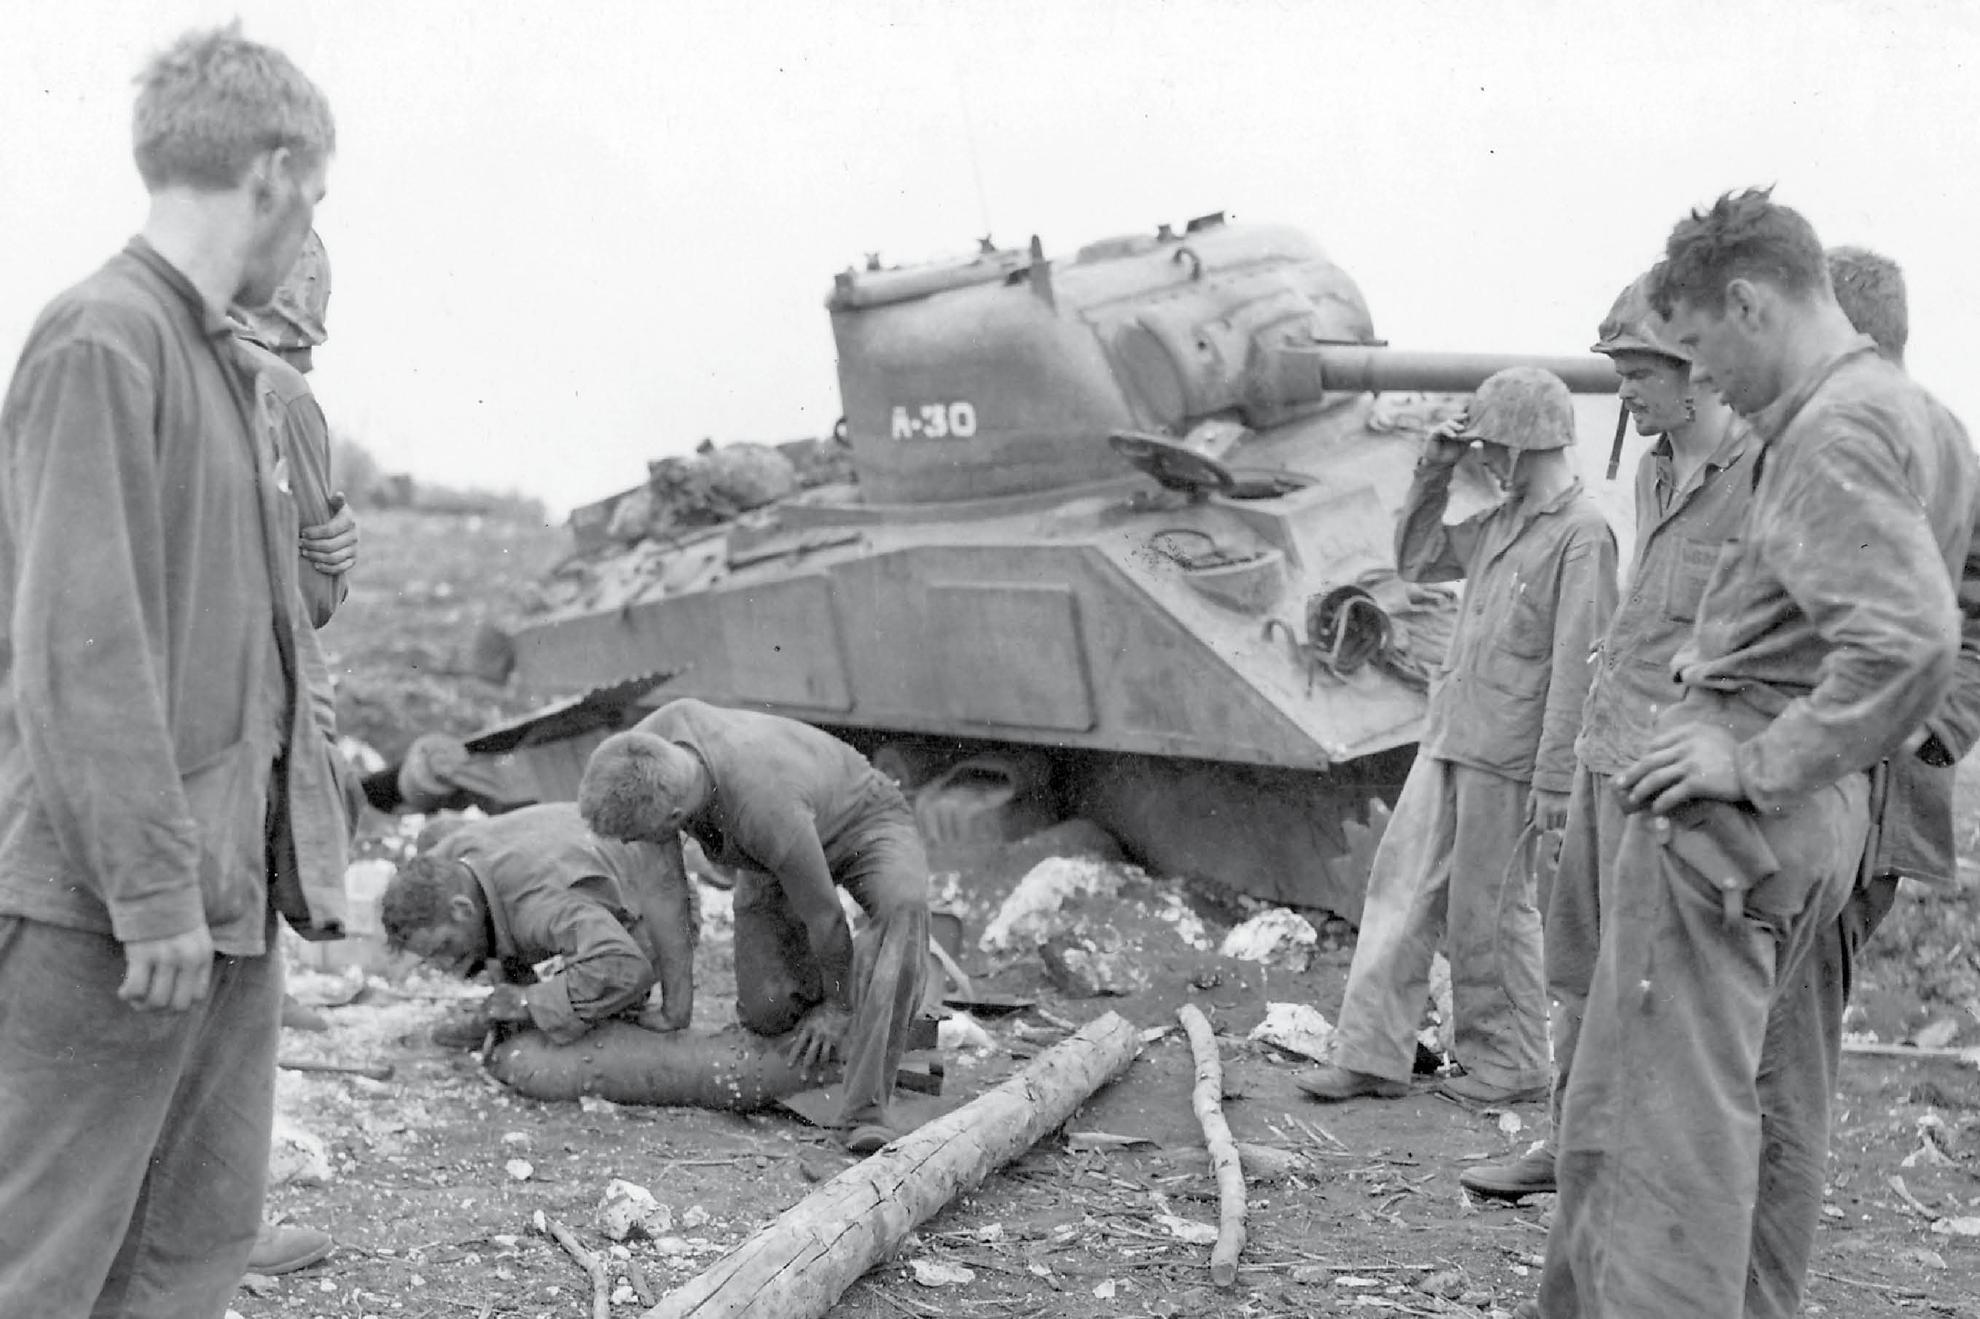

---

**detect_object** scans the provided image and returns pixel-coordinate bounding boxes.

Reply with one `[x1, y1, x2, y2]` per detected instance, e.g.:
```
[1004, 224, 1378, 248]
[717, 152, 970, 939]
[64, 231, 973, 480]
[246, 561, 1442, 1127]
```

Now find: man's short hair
[1827, 245, 1908, 363]
[1649, 188, 1829, 318]
[579, 731, 697, 841]
[380, 853, 467, 949]
[132, 23, 335, 191]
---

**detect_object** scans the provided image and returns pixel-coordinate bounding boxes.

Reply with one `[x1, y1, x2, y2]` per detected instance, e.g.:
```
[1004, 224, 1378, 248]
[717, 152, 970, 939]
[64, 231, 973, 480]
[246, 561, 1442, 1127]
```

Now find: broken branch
[542, 1216, 609, 1319]
[1177, 1003, 1246, 1286]
[277, 1056, 395, 1082]
[644, 1011, 1140, 1319]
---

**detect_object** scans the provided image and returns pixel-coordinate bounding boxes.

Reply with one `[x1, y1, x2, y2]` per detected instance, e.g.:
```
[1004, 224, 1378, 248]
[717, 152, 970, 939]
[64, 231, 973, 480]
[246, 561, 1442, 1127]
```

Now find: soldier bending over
[580, 698, 932, 1154]
[381, 802, 697, 1045]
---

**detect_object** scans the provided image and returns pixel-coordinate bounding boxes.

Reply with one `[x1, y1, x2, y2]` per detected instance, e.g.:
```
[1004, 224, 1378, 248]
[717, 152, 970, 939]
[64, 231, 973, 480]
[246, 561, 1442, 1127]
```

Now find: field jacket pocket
[180, 739, 270, 931]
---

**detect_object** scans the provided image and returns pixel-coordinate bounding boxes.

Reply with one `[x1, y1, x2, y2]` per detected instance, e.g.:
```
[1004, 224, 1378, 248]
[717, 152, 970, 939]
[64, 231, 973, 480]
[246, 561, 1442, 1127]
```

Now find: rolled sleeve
[6, 342, 201, 933]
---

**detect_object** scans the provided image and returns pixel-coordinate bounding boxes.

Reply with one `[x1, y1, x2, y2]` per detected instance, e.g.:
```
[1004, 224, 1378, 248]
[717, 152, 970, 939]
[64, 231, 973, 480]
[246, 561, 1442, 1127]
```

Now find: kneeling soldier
[381, 802, 697, 1044]
[580, 698, 932, 1153]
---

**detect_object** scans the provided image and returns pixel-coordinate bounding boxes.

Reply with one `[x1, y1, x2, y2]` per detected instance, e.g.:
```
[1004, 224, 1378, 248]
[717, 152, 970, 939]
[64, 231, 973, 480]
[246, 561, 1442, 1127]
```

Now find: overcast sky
[3, 0, 1976, 517]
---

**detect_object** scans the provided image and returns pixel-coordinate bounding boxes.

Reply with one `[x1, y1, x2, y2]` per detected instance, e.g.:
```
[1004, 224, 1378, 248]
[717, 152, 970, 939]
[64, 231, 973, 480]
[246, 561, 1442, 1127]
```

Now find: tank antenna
[953, 56, 995, 242]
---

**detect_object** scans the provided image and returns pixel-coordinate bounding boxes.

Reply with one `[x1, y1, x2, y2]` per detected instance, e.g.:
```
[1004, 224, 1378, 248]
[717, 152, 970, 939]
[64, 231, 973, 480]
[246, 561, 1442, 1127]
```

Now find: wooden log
[1177, 1004, 1246, 1286]
[644, 1011, 1141, 1319]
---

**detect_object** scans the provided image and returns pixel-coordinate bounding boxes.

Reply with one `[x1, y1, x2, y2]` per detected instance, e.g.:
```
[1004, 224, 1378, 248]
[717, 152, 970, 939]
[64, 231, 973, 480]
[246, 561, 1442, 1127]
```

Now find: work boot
[843, 1123, 899, 1156]
[1294, 1064, 1408, 1102]
[1433, 1072, 1548, 1107]
[248, 1221, 334, 1275]
[1459, 1145, 1557, 1201]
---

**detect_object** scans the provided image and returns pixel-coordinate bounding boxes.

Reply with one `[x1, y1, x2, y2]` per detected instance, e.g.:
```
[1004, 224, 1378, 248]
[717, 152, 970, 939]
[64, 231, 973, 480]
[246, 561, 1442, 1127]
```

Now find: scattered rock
[1913, 1017, 1962, 1050]
[1156, 1213, 1218, 1244]
[937, 1013, 997, 1054]
[597, 1179, 670, 1241]
[909, 1259, 976, 1287]
[268, 1116, 332, 1187]
[1219, 909, 1318, 971]
[1234, 1142, 1303, 1182]
[1248, 1002, 1334, 1062]
[1041, 930, 1149, 997]
[504, 1158, 534, 1181]
[1930, 1216, 1980, 1237]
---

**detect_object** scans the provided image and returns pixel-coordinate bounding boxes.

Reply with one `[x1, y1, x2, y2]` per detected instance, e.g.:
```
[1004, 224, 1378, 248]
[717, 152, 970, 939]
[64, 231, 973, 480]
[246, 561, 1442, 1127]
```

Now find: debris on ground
[1218, 908, 1319, 970]
[1248, 1002, 1335, 1062]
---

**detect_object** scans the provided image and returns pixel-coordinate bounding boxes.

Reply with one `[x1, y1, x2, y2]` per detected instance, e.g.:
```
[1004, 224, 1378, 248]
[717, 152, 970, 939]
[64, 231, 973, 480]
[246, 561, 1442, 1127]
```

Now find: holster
[1658, 798, 1781, 927]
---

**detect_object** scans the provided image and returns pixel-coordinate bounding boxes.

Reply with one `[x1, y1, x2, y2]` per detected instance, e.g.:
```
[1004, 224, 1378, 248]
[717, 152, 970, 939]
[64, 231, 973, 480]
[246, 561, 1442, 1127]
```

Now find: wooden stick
[643, 1011, 1140, 1319]
[1841, 1040, 1980, 1064]
[1176, 1004, 1246, 1287]
[278, 1056, 395, 1082]
[543, 1216, 609, 1319]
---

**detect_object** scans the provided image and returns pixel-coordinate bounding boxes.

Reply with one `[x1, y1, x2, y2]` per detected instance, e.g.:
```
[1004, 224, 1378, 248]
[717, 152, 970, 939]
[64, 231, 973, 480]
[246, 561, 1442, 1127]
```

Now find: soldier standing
[1537, 189, 1962, 1317]
[1461, 275, 1757, 1203]
[0, 26, 346, 1316]
[1299, 367, 1616, 1107]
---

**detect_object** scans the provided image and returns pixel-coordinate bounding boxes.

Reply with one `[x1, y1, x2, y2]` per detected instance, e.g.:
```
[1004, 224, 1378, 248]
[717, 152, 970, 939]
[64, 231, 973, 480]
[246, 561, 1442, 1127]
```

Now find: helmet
[234, 230, 331, 352]
[1462, 366, 1575, 451]
[1591, 273, 1686, 364]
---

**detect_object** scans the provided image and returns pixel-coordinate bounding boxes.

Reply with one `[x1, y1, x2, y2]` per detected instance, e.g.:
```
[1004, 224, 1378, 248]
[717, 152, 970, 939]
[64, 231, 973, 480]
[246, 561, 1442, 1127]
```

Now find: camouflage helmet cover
[1591, 272, 1686, 364]
[234, 229, 330, 351]
[1461, 365, 1575, 452]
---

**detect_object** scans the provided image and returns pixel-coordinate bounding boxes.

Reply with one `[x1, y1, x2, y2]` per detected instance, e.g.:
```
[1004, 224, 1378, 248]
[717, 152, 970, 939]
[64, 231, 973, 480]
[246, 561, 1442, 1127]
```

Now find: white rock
[979, 856, 1126, 953]
[681, 1204, 710, 1229]
[1156, 1213, 1219, 1244]
[501, 1131, 532, 1148]
[598, 1179, 670, 1241]
[909, 1259, 976, 1287]
[504, 1158, 533, 1181]
[1930, 1216, 1980, 1237]
[267, 1115, 332, 1186]
[1219, 909, 1318, 970]
[1248, 1002, 1334, 1062]
[611, 1284, 638, 1305]
[938, 1013, 996, 1054]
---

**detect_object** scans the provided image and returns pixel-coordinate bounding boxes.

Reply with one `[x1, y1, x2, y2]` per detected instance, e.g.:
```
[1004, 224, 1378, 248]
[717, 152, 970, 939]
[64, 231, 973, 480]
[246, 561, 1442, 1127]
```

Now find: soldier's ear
[447, 893, 478, 925]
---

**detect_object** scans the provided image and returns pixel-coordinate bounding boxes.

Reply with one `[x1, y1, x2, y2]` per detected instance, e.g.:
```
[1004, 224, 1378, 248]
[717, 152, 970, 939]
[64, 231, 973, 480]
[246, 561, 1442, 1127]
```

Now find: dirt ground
[248, 509, 1980, 1319]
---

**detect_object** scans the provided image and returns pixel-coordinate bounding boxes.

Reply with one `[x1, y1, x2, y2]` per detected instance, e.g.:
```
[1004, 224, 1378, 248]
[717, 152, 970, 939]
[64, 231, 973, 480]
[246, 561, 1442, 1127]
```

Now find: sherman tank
[501, 213, 1622, 920]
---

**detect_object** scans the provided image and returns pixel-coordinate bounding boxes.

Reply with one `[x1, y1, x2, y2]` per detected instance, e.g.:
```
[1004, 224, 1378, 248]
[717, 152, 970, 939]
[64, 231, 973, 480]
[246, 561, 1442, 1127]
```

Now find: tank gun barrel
[1265, 343, 1619, 402]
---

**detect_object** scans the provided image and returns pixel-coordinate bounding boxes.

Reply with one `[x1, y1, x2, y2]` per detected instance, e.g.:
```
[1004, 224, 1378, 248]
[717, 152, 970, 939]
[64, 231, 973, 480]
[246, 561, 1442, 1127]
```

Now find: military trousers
[732, 806, 930, 1129]
[1742, 867, 1900, 1319]
[1539, 765, 1629, 1144]
[0, 913, 281, 1319]
[1331, 754, 1548, 1092]
[1538, 716, 1865, 1317]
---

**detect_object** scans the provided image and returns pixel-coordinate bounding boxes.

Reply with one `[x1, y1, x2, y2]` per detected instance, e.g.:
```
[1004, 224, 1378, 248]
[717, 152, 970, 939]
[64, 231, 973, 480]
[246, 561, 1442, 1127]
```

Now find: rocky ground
[241, 509, 1980, 1319]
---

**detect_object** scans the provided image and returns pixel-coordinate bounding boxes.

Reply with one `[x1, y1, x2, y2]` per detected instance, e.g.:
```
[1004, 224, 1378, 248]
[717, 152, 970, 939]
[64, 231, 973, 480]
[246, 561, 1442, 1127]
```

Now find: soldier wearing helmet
[232, 229, 362, 1278]
[1299, 366, 1617, 1110]
[1459, 274, 1757, 1230]
[234, 229, 359, 629]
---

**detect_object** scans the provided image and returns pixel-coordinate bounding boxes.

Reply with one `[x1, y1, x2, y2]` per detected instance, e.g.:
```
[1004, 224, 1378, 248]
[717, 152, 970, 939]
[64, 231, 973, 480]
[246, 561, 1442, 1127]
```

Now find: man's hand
[1526, 788, 1570, 832]
[299, 495, 358, 575]
[785, 1002, 852, 1073]
[483, 984, 532, 1023]
[1619, 724, 1745, 814]
[118, 928, 215, 1012]
[1426, 417, 1473, 463]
